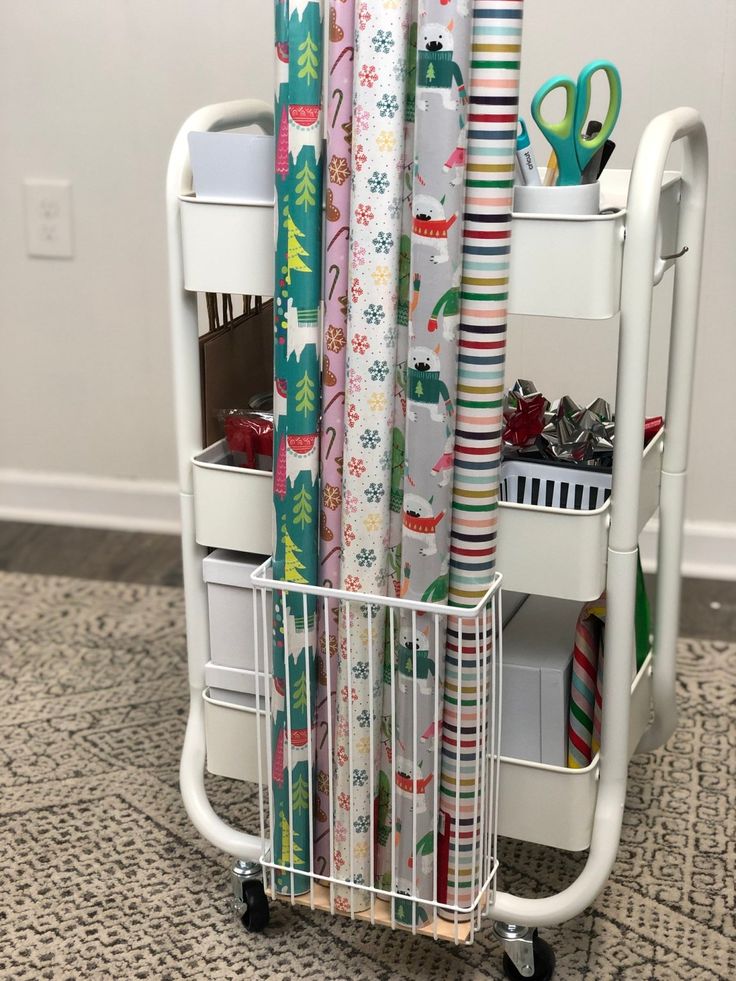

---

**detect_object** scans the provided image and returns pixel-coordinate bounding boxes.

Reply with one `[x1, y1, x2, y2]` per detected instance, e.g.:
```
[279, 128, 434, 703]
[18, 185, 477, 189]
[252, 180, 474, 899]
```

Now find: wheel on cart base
[240, 879, 270, 933]
[502, 930, 555, 981]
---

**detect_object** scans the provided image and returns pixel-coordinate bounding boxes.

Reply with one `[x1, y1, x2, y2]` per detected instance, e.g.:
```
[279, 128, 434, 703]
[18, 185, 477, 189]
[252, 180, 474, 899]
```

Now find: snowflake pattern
[353, 768, 368, 788]
[335, 2, 411, 898]
[351, 334, 370, 355]
[363, 514, 381, 533]
[348, 369, 363, 395]
[338, 792, 351, 812]
[377, 93, 399, 118]
[365, 304, 385, 325]
[372, 30, 394, 53]
[354, 203, 375, 226]
[360, 429, 380, 449]
[354, 815, 370, 834]
[368, 392, 387, 412]
[358, 64, 379, 88]
[372, 265, 390, 286]
[376, 130, 396, 152]
[356, 548, 376, 568]
[372, 230, 394, 254]
[348, 457, 367, 478]
[365, 482, 385, 503]
[369, 359, 390, 382]
[367, 170, 389, 194]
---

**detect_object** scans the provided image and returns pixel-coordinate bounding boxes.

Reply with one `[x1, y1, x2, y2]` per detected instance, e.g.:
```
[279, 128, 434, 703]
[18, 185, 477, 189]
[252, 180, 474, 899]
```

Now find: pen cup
[513, 181, 601, 217]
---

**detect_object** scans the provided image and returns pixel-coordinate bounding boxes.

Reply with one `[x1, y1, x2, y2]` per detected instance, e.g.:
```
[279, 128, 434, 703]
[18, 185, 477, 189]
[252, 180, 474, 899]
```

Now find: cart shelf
[497, 429, 663, 601]
[178, 170, 682, 321]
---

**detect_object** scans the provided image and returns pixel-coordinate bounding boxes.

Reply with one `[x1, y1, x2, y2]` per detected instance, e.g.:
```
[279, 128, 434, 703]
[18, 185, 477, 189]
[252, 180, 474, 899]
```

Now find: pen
[543, 150, 559, 187]
[516, 119, 542, 186]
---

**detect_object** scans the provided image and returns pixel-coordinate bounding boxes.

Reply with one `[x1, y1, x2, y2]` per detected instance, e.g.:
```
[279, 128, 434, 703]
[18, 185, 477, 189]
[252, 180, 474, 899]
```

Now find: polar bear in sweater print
[416, 21, 467, 112]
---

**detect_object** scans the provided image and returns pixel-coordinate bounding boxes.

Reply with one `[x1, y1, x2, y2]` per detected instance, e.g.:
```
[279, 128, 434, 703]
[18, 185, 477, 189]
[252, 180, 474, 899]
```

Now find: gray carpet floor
[1, 570, 734, 980]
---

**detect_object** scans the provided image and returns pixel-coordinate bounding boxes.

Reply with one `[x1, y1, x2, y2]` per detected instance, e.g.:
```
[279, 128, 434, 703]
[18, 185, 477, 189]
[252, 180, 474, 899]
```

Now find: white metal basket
[248, 557, 503, 944]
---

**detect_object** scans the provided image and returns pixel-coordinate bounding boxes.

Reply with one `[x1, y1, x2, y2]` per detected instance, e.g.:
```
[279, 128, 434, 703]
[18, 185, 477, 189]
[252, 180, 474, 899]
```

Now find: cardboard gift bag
[199, 294, 273, 447]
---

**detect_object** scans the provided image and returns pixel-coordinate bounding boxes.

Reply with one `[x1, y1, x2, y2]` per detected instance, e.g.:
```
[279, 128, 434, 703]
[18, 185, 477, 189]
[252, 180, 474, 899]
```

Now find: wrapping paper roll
[271, 0, 324, 897]
[568, 553, 652, 768]
[391, 0, 472, 929]
[332, 0, 410, 913]
[314, 0, 355, 877]
[438, 0, 524, 916]
[374, 11, 418, 893]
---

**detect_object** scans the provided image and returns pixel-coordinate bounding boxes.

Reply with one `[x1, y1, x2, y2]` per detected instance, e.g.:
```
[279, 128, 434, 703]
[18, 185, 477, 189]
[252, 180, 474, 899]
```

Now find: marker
[516, 119, 541, 186]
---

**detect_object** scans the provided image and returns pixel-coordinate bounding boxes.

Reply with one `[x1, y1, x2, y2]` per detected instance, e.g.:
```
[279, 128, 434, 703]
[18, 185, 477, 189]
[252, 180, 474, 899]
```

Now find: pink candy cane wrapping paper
[314, 0, 355, 878]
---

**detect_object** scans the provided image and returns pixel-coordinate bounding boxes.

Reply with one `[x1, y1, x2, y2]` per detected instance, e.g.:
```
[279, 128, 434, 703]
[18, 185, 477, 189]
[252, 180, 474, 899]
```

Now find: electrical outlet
[24, 179, 74, 258]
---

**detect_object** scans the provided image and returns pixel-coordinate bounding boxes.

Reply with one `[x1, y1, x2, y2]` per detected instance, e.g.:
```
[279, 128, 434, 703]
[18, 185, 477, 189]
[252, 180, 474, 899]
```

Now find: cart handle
[489, 107, 708, 927]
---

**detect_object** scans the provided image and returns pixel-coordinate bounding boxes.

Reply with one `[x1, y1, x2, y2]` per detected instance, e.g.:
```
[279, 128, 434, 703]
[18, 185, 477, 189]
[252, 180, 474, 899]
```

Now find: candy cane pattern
[438, 0, 524, 917]
[314, 0, 355, 877]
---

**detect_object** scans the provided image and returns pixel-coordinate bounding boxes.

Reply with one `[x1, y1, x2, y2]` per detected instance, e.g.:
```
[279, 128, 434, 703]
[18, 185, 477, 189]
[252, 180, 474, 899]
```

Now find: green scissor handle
[531, 59, 622, 186]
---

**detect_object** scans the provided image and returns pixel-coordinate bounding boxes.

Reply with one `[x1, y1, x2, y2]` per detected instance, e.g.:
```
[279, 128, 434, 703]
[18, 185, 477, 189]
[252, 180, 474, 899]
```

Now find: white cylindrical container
[513, 181, 601, 216]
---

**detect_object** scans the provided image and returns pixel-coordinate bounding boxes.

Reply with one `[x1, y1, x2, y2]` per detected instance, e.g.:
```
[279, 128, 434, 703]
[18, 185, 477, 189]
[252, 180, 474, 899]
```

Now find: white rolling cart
[167, 99, 707, 977]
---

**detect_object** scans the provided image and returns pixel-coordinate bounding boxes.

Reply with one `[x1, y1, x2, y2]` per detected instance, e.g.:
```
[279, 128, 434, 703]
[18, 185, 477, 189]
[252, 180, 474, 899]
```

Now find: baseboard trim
[640, 518, 736, 581]
[0, 469, 181, 535]
[1, 469, 733, 578]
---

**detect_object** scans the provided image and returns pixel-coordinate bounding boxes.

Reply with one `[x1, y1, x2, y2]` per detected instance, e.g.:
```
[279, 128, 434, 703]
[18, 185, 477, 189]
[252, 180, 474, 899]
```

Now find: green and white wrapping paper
[271, 0, 324, 897]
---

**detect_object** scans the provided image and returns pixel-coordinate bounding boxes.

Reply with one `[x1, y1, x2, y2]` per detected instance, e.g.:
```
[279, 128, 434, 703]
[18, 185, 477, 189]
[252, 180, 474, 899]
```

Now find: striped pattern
[438, 0, 523, 915]
[567, 607, 604, 768]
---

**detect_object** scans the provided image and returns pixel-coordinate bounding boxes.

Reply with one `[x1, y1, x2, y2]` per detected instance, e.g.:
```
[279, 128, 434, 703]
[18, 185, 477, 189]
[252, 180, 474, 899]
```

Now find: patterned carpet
[0, 571, 733, 980]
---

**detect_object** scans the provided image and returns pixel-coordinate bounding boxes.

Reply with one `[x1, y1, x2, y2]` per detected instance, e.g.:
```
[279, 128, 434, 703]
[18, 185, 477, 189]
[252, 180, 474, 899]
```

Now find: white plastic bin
[180, 193, 274, 297]
[501, 596, 578, 767]
[192, 440, 272, 555]
[203, 689, 268, 784]
[203, 549, 271, 698]
[497, 653, 653, 851]
[507, 170, 681, 319]
[496, 429, 663, 601]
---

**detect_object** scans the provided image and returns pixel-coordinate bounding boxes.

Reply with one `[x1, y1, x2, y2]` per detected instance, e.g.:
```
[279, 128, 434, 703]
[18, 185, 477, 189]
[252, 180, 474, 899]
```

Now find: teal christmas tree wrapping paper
[271, 0, 324, 897]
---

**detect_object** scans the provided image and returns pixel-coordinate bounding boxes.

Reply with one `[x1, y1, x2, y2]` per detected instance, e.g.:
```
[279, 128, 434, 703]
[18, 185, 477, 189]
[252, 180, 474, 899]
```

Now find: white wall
[0, 0, 274, 529]
[0, 1, 733, 570]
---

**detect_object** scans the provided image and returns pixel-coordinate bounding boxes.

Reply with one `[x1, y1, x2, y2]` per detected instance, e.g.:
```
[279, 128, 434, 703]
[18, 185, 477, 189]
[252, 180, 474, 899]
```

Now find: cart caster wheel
[240, 879, 270, 933]
[502, 931, 555, 981]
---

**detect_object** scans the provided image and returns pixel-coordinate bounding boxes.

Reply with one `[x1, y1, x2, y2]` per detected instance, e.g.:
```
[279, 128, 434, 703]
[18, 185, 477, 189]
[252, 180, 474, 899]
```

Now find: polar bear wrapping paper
[271, 0, 324, 896]
[390, 3, 473, 929]
[313, 0, 355, 878]
[331, 0, 411, 912]
[437, 0, 524, 917]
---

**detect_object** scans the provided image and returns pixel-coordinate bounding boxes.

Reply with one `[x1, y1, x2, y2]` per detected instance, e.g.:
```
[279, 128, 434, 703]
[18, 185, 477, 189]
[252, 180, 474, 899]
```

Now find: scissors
[531, 60, 622, 186]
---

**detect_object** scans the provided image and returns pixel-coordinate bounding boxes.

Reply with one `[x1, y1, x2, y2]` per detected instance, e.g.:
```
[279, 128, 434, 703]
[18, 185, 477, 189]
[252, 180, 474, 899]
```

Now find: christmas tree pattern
[285, 208, 311, 282]
[283, 517, 308, 583]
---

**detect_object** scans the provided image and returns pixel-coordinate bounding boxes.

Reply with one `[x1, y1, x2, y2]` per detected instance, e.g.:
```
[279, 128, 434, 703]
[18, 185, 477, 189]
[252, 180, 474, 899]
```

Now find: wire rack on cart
[249, 558, 503, 944]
